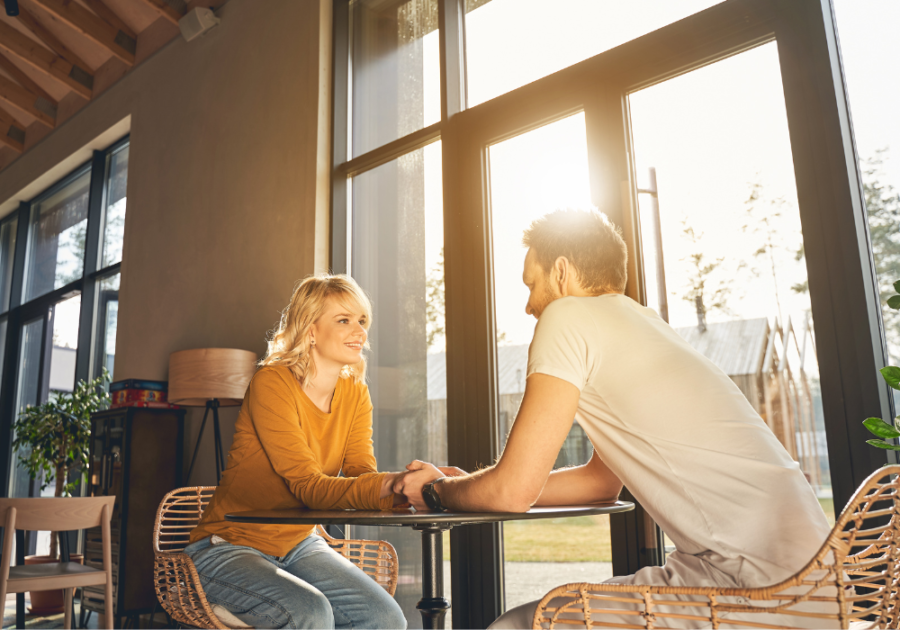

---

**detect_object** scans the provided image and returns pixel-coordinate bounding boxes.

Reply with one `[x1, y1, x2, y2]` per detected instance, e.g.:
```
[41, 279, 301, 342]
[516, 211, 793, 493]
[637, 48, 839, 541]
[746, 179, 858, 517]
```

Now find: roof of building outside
[674, 317, 770, 377]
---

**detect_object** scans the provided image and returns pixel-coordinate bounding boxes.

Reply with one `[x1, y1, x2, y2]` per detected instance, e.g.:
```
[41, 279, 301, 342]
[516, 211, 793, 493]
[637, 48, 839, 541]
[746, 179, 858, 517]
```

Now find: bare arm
[396, 373, 581, 512]
[534, 450, 622, 506]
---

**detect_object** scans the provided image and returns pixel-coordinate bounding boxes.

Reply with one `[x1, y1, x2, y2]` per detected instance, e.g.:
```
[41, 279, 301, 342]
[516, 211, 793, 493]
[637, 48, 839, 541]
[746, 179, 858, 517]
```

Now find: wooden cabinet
[84, 407, 185, 624]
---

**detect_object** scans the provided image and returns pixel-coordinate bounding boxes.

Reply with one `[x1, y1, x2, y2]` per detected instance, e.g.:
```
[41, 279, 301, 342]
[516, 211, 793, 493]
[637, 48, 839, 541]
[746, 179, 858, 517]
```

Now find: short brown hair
[522, 209, 628, 294]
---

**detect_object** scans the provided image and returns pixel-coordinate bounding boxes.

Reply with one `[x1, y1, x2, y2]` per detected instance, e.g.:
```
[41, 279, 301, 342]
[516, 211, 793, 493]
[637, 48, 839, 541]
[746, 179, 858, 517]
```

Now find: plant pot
[23, 554, 84, 615]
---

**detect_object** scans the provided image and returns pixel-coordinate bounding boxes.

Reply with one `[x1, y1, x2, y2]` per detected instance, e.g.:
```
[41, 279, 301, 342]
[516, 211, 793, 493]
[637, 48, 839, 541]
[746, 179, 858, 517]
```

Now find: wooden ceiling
[0, 0, 225, 171]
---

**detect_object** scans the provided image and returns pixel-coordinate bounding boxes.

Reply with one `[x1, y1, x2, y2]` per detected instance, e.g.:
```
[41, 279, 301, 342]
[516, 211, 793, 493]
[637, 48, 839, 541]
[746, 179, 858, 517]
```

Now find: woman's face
[309, 296, 368, 370]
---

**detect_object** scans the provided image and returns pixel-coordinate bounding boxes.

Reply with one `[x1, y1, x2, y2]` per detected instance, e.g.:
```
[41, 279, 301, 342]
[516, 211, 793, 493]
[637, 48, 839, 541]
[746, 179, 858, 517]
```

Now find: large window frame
[332, 1, 893, 627]
[0, 136, 129, 500]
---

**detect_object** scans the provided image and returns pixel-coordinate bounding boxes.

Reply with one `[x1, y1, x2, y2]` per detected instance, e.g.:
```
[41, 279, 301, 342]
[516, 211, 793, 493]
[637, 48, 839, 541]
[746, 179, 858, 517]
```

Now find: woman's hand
[380, 472, 407, 501]
[437, 466, 467, 478]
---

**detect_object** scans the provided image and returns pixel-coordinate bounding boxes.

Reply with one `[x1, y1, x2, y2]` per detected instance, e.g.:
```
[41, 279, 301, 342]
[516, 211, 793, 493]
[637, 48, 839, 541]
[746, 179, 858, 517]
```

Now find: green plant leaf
[893, 279, 900, 294]
[889, 295, 900, 310]
[867, 439, 900, 451]
[864, 417, 900, 439]
[882, 366, 900, 390]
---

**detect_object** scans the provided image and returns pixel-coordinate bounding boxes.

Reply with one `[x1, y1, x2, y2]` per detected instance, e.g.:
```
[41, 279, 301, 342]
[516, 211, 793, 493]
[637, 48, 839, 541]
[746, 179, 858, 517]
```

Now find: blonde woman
[186, 275, 408, 629]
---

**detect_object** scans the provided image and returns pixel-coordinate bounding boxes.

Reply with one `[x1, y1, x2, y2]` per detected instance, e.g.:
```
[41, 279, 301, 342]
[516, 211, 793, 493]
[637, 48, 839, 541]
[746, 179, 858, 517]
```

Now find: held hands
[391, 460, 453, 511]
[394, 460, 443, 510]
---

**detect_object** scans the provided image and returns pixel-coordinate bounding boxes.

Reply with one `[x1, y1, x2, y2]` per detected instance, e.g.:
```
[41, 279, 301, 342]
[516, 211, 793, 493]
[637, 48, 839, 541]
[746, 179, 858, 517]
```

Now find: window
[833, 0, 900, 413]
[0, 137, 129, 504]
[347, 140, 449, 622]
[629, 43, 834, 517]
[464, 0, 722, 106]
[350, 0, 440, 157]
[335, 1, 888, 626]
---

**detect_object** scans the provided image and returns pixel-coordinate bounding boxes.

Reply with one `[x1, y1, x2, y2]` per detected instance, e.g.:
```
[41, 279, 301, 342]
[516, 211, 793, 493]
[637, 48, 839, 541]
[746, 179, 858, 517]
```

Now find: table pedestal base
[414, 524, 452, 629]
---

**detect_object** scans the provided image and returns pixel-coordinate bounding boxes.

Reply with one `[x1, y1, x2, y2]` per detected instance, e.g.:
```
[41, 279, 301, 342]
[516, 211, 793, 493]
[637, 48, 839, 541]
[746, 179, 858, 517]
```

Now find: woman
[185, 275, 408, 629]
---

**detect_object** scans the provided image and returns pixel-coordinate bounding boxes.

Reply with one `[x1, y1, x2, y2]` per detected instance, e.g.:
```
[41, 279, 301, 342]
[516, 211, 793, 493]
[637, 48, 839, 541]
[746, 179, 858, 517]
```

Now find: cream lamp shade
[168, 348, 258, 406]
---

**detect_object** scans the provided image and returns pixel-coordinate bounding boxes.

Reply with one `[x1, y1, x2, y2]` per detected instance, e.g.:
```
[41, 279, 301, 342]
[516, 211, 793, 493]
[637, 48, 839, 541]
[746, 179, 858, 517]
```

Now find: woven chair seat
[153, 487, 399, 630]
[533, 466, 900, 629]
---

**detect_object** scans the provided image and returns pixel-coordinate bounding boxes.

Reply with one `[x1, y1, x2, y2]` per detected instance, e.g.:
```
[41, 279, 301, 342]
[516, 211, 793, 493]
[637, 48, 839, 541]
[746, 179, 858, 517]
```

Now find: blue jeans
[184, 534, 407, 629]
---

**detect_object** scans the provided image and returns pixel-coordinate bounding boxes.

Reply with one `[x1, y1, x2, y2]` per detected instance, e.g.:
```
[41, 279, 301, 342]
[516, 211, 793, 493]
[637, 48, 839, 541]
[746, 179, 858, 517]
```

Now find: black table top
[224, 501, 634, 527]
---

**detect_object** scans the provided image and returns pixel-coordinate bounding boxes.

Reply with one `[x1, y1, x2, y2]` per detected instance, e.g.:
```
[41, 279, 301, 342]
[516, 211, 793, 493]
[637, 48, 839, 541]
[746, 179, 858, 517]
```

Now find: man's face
[523, 248, 559, 320]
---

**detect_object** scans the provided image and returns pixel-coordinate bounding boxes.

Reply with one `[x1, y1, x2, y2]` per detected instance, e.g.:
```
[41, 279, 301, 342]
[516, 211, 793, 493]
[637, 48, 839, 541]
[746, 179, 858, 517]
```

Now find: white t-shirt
[527, 294, 831, 587]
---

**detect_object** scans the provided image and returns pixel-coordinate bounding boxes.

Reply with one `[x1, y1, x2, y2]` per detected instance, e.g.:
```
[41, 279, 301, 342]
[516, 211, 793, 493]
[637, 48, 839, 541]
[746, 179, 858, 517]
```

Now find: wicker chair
[533, 465, 900, 629]
[153, 486, 399, 629]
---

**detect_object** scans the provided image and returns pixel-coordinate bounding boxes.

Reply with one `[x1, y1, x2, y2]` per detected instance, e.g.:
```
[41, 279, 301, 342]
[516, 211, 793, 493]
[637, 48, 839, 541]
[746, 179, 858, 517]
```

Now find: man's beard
[532, 282, 559, 318]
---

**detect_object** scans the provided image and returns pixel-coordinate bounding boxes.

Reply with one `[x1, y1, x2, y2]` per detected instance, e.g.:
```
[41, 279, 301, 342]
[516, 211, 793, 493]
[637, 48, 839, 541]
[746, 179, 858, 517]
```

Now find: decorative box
[110, 379, 169, 409]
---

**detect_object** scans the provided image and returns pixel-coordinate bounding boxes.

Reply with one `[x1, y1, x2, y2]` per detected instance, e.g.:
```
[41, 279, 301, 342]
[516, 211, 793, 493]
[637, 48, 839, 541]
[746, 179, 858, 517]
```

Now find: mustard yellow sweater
[190, 366, 393, 556]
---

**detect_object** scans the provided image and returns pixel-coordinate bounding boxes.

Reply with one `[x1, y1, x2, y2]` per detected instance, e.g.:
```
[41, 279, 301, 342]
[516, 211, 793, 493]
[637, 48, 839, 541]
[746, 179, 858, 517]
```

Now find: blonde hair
[260, 274, 373, 388]
[523, 209, 628, 294]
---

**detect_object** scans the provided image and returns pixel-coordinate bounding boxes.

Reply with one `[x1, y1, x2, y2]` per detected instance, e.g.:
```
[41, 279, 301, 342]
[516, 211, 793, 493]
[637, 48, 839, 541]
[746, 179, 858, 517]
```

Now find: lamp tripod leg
[186, 405, 212, 484]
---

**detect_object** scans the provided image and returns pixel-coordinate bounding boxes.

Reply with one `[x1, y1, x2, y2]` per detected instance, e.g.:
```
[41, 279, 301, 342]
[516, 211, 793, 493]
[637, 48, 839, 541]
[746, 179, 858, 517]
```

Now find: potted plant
[11, 371, 110, 614]
[862, 280, 900, 453]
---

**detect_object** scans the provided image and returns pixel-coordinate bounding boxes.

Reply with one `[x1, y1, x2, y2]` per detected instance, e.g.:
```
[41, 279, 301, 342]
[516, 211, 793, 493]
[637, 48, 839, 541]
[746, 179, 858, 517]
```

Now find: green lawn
[442, 499, 837, 563]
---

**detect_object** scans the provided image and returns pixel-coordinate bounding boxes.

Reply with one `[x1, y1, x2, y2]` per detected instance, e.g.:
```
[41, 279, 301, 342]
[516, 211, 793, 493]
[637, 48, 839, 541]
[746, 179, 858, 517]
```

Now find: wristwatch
[421, 478, 447, 512]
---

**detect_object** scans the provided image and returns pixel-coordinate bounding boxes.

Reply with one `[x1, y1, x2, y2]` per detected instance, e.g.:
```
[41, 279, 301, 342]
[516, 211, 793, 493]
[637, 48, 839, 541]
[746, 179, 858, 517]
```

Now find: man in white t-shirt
[395, 209, 833, 628]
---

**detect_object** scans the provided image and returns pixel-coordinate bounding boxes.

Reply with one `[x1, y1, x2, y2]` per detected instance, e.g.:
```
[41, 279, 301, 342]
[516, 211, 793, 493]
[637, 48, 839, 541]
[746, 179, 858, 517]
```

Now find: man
[395, 209, 832, 628]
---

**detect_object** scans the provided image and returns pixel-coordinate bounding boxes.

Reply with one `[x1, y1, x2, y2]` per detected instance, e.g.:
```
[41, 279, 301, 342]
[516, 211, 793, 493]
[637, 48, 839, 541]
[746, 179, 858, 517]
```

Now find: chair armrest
[322, 534, 399, 596]
[153, 550, 232, 629]
[532, 581, 851, 630]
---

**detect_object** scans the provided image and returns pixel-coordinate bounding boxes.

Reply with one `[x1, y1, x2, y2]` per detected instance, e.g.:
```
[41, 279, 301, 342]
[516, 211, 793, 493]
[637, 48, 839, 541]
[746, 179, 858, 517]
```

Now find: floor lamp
[169, 348, 257, 484]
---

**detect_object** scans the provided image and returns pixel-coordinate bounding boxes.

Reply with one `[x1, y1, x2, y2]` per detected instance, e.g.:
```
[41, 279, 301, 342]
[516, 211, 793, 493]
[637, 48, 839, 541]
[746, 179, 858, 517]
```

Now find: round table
[226, 502, 634, 628]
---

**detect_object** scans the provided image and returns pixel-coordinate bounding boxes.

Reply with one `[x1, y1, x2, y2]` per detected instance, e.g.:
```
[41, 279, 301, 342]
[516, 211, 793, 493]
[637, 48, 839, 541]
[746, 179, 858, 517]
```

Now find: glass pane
[49, 293, 81, 396]
[630, 43, 834, 520]
[350, 141, 446, 627]
[10, 293, 82, 499]
[96, 273, 120, 379]
[10, 315, 44, 498]
[465, 0, 722, 107]
[351, 0, 440, 157]
[102, 144, 129, 268]
[833, 0, 900, 414]
[0, 218, 17, 313]
[487, 113, 613, 609]
[24, 171, 91, 302]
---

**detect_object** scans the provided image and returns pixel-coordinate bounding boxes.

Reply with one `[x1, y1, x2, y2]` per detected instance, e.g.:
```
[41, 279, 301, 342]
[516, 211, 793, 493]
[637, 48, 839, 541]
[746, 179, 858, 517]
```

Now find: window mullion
[75, 150, 107, 385]
[438, 0, 466, 119]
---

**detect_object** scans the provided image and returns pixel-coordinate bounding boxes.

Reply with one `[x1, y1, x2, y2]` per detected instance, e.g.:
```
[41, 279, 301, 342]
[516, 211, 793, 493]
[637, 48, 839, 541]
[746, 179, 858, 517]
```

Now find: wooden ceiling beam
[0, 19, 92, 99]
[0, 107, 26, 153]
[29, 0, 136, 66]
[0, 73, 55, 128]
[0, 51, 58, 107]
[82, 0, 137, 40]
[135, 0, 184, 26]
[17, 5, 93, 71]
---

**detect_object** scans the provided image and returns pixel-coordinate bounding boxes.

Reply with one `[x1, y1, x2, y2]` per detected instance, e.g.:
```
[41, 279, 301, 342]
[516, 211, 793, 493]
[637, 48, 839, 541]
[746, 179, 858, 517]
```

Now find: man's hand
[393, 460, 445, 510]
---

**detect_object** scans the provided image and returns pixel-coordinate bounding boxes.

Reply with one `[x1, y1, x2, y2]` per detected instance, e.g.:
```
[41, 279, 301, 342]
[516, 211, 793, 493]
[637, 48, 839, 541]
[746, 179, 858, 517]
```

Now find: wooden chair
[533, 465, 900, 629]
[0, 496, 115, 630]
[153, 486, 400, 629]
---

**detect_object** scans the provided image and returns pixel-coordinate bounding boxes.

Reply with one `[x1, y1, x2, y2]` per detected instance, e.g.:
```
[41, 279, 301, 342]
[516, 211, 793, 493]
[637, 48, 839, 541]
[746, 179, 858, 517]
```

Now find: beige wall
[0, 0, 333, 485]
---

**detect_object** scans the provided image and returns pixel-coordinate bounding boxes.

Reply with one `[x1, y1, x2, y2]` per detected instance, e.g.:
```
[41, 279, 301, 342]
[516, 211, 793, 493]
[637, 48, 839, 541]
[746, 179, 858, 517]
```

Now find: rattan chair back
[533, 465, 900, 629]
[153, 486, 399, 629]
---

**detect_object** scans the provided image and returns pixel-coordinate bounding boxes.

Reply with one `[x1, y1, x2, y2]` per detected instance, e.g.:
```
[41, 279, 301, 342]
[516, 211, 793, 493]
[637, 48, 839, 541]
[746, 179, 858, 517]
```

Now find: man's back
[527, 294, 831, 587]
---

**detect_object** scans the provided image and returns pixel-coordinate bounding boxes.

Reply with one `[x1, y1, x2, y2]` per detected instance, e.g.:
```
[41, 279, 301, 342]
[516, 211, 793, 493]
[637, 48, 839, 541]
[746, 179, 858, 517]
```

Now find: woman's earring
[310, 339, 316, 346]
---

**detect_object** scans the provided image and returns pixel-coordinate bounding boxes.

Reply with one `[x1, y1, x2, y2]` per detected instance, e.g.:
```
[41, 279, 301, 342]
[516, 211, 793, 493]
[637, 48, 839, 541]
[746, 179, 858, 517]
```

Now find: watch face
[423, 483, 441, 510]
